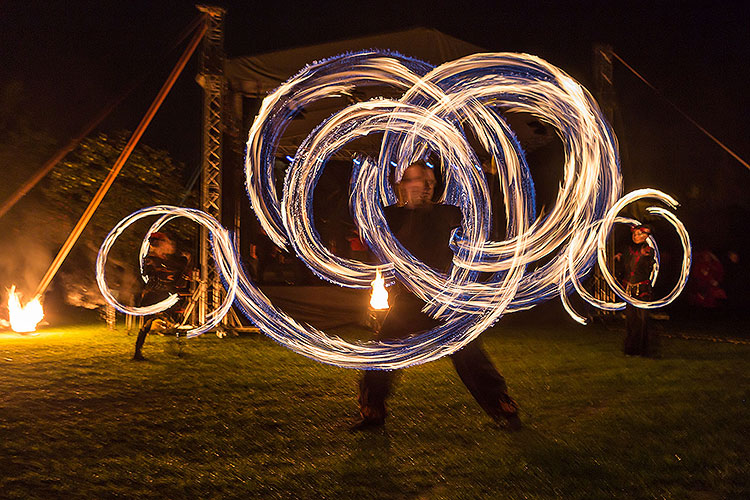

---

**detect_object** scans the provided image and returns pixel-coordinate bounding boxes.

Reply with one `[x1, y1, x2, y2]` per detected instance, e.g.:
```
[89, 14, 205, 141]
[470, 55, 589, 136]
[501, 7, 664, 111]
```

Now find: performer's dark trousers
[359, 295, 513, 422]
[133, 310, 178, 357]
[134, 317, 157, 356]
[624, 303, 658, 357]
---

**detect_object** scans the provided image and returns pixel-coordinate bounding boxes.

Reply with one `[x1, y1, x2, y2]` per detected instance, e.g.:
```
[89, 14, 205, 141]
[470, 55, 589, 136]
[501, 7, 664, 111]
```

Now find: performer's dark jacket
[620, 242, 655, 299]
[384, 204, 461, 269]
[139, 253, 190, 307]
[382, 203, 462, 310]
[619, 240, 658, 357]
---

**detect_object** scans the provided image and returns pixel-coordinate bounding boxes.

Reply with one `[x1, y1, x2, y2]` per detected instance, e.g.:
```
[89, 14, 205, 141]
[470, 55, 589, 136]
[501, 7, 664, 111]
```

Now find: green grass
[0, 316, 748, 499]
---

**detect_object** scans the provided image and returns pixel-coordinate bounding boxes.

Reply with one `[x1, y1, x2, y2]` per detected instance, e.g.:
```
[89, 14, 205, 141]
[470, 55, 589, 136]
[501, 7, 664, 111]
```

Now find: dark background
[3, 1, 747, 161]
[1, 0, 748, 311]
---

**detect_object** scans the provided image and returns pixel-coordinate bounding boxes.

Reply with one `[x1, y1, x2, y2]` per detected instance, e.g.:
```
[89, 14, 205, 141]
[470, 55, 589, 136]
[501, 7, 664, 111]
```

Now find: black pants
[134, 317, 156, 355]
[624, 303, 658, 356]
[133, 286, 184, 357]
[359, 293, 514, 422]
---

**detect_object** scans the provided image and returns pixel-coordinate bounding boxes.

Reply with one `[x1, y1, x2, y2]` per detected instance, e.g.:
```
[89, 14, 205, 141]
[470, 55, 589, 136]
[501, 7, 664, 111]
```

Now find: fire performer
[353, 161, 521, 431]
[132, 232, 191, 361]
[616, 224, 657, 357]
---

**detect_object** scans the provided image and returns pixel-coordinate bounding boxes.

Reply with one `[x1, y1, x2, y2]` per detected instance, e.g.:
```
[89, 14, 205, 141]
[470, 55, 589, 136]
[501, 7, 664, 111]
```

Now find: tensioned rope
[612, 51, 749, 171]
[609, 52, 749, 347]
[33, 16, 208, 299]
[0, 13, 206, 220]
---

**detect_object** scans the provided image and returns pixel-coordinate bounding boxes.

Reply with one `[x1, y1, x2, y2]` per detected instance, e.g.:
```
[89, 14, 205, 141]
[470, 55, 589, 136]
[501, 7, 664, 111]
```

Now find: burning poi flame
[7, 286, 44, 333]
[369, 269, 389, 310]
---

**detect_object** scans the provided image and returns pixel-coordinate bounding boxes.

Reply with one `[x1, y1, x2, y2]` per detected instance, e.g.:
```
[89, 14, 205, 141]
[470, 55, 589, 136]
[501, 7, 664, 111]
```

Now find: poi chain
[96, 51, 691, 369]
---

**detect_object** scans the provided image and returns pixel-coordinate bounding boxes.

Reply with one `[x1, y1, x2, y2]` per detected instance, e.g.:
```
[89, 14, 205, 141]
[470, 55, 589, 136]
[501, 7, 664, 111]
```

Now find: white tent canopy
[224, 27, 554, 159]
[225, 27, 485, 97]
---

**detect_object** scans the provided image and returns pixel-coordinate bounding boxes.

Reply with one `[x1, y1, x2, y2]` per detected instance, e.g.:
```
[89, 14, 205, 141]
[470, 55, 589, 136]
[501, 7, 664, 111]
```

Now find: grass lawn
[0, 312, 748, 499]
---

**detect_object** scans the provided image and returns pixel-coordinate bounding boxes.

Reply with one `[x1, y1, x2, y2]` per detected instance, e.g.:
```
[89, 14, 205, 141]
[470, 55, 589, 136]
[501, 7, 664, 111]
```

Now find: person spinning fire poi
[132, 232, 191, 361]
[615, 224, 658, 357]
[353, 161, 521, 431]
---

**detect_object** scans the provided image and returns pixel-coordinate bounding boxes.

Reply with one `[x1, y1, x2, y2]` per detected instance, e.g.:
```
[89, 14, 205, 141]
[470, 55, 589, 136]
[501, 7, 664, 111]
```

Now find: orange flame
[369, 269, 389, 310]
[7, 286, 44, 333]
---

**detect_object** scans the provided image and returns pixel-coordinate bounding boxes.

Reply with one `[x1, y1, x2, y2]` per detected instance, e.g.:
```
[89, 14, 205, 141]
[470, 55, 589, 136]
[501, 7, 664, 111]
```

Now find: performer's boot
[351, 371, 390, 431]
[450, 340, 521, 430]
[498, 393, 522, 431]
[486, 393, 522, 431]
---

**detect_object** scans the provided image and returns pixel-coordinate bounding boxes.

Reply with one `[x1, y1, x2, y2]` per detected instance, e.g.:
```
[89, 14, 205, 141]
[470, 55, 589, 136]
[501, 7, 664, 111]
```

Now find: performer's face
[150, 238, 176, 258]
[632, 228, 650, 244]
[398, 164, 430, 207]
[424, 167, 437, 201]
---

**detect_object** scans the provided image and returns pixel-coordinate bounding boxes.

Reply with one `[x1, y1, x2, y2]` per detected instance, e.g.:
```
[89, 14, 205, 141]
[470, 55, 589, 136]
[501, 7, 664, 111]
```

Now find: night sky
[2, 0, 749, 249]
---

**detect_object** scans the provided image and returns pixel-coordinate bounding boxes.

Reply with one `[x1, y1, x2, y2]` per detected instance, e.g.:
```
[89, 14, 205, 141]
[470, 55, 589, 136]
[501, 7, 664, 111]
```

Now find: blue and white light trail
[96, 51, 691, 369]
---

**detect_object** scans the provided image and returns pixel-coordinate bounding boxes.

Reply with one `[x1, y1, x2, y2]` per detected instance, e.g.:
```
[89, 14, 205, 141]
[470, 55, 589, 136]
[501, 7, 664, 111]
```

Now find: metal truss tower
[592, 43, 618, 310]
[196, 5, 227, 325]
[593, 43, 617, 123]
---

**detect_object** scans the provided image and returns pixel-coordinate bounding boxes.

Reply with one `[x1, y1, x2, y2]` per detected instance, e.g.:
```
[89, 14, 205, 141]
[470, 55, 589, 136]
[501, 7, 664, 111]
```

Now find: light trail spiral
[97, 50, 691, 369]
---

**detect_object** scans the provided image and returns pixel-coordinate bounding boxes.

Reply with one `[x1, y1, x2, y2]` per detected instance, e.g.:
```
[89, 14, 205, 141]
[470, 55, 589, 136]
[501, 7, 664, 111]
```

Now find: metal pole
[0, 14, 206, 220]
[33, 21, 207, 298]
[592, 43, 618, 312]
[196, 5, 227, 326]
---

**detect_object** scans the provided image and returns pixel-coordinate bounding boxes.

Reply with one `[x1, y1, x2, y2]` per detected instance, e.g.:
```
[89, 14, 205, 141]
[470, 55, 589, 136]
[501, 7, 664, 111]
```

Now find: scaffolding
[591, 43, 618, 311]
[196, 5, 227, 326]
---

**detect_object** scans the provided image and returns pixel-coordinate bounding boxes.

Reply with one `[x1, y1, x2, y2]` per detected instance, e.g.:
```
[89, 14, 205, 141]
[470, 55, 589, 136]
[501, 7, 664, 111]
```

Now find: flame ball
[8, 286, 44, 333]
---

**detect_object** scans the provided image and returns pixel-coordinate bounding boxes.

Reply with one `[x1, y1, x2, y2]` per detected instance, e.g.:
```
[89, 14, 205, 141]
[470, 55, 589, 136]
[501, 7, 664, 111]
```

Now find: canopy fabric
[225, 27, 485, 97]
[223, 28, 554, 160]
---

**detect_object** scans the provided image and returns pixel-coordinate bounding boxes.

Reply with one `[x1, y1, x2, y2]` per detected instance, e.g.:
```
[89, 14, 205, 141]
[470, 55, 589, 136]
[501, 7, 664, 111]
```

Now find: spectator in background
[688, 250, 727, 309]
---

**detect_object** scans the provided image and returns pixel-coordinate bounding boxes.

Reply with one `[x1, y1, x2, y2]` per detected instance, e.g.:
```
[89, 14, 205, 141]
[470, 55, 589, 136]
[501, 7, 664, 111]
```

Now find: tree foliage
[40, 130, 196, 255]
[30, 130, 198, 308]
[0, 80, 197, 309]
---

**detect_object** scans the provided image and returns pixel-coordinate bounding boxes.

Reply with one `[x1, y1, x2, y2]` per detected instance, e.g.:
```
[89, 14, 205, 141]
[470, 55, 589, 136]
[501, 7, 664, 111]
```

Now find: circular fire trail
[96, 51, 691, 369]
